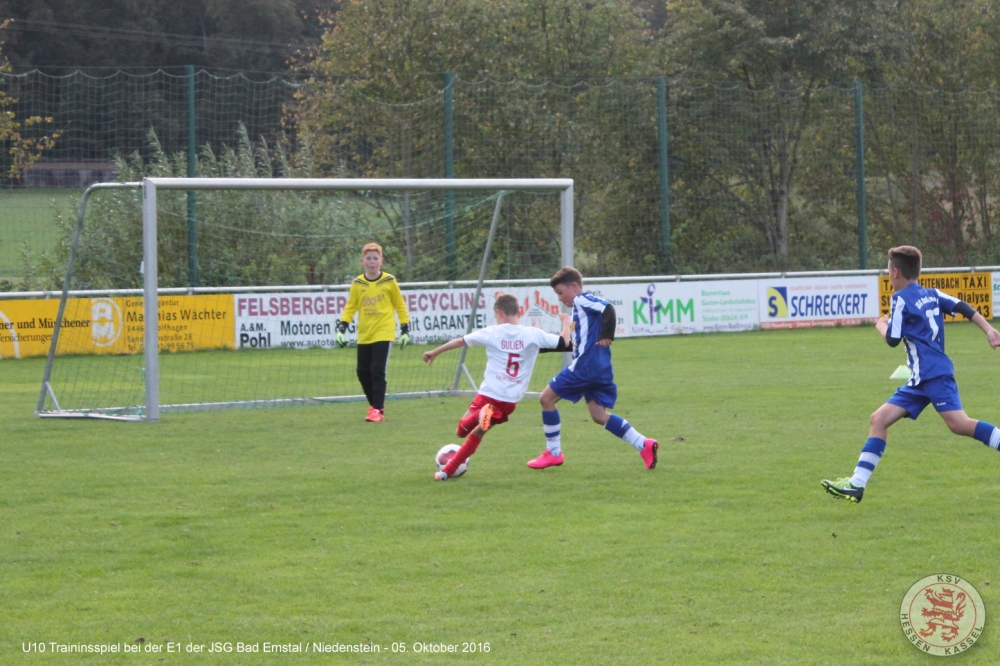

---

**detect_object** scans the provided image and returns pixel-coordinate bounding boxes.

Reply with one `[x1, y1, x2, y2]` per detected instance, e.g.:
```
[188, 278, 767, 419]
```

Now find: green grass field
[0, 189, 81, 283]
[3, 327, 999, 664]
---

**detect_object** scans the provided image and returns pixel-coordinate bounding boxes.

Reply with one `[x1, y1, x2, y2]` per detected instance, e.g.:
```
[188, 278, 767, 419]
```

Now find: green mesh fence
[6, 72, 1000, 289]
[1, 70, 302, 285]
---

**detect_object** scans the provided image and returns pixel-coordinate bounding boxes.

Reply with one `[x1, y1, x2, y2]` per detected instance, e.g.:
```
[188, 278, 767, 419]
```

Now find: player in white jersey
[822, 245, 1000, 503]
[423, 293, 572, 480]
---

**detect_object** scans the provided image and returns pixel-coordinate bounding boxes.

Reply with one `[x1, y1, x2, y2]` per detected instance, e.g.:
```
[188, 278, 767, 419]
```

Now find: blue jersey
[886, 283, 963, 385]
[568, 292, 615, 381]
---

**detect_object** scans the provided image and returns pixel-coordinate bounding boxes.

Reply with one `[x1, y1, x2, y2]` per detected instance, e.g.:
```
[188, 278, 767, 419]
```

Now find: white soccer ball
[435, 443, 468, 478]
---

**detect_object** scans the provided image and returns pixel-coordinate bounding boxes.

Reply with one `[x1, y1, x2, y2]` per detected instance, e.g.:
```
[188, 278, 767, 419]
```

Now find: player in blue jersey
[822, 246, 1000, 502]
[527, 266, 659, 470]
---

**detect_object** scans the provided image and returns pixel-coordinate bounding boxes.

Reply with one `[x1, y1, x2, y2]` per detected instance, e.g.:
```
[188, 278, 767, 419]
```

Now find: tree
[866, 0, 1000, 265]
[296, 0, 667, 275]
[0, 0, 324, 72]
[0, 20, 60, 183]
[664, 0, 900, 269]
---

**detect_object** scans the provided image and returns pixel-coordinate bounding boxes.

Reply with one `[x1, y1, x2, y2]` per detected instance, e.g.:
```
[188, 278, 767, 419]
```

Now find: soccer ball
[435, 443, 468, 478]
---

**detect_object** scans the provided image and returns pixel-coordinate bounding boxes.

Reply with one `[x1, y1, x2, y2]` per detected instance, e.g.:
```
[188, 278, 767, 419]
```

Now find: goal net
[37, 178, 573, 420]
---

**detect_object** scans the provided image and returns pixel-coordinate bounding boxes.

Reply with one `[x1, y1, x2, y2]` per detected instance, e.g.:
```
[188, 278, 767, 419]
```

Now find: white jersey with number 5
[463, 323, 561, 403]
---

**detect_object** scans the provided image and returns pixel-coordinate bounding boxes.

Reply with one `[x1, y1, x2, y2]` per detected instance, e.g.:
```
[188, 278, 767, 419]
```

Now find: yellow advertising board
[878, 272, 992, 320]
[0, 295, 234, 360]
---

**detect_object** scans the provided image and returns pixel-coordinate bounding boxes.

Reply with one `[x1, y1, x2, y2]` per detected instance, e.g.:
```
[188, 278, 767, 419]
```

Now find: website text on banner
[759, 277, 879, 330]
[0, 295, 233, 360]
[878, 272, 992, 320]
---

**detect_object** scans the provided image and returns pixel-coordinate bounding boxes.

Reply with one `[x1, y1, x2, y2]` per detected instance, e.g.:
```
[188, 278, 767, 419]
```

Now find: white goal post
[40, 177, 574, 421]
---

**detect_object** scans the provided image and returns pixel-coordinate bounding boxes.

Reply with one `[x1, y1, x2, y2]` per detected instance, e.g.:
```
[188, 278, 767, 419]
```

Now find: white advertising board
[758, 276, 879, 329]
[404, 286, 565, 343]
[232, 287, 566, 349]
[230, 277, 880, 349]
[587, 280, 759, 337]
[234, 292, 348, 349]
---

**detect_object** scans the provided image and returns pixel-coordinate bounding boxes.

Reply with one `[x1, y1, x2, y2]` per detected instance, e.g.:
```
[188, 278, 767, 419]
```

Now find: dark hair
[494, 293, 520, 316]
[550, 266, 583, 289]
[888, 245, 922, 279]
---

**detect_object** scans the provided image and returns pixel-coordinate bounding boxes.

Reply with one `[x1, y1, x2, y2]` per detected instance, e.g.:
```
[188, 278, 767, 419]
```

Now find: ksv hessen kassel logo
[900, 574, 986, 656]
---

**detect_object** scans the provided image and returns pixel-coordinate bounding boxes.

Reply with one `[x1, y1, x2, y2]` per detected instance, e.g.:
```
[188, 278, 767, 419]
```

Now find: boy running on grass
[822, 245, 1000, 503]
[527, 267, 659, 470]
[423, 293, 572, 480]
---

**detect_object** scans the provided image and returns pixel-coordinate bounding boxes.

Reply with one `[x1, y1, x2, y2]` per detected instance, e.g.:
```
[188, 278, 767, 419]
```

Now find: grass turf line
[2, 327, 999, 664]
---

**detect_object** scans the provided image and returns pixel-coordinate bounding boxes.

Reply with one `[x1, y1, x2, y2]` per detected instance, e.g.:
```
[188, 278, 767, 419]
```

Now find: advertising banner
[587, 281, 759, 337]
[0, 295, 234, 359]
[879, 272, 992, 320]
[234, 292, 349, 350]
[13, 270, 996, 361]
[401, 286, 561, 343]
[759, 276, 879, 329]
[233, 287, 566, 350]
[0, 299, 62, 359]
[232, 282, 759, 350]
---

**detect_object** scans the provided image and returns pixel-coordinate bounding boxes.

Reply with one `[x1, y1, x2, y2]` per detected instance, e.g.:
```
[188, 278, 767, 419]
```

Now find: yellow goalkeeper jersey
[340, 272, 410, 344]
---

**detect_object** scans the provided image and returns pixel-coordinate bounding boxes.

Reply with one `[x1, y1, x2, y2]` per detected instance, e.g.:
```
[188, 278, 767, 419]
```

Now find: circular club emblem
[91, 298, 123, 347]
[900, 574, 986, 656]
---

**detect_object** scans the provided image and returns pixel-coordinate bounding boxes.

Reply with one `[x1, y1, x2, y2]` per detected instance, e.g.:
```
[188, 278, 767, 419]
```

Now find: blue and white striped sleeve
[886, 295, 905, 347]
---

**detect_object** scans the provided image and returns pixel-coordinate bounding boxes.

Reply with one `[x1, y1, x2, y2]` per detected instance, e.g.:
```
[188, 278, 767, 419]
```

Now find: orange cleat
[478, 404, 495, 433]
[365, 407, 384, 422]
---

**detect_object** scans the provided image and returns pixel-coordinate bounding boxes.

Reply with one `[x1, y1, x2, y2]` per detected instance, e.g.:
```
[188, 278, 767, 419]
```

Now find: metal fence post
[854, 81, 868, 270]
[186, 65, 199, 286]
[657, 76, 671, 271]
[443, 72, 456, 280]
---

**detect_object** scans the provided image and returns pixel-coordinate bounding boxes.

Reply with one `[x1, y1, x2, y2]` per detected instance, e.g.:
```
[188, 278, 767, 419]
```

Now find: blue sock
[542, 409, 561, 456]
[974, 421, 1000, 450]
[604, 414, 646, 451]
[849, 437, 886, 488]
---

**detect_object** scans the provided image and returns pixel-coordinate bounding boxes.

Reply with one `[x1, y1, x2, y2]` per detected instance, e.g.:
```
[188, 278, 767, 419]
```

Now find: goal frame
[39, 177, 574, 421]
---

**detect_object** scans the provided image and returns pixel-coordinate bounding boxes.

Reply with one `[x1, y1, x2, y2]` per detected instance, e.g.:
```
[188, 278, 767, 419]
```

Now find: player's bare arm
[423, 337, 467, 365]
[558, 312, 572, 346]
[541, 314, 573, 354]
[969, 312, 1000, 348]
[875, 314, 889, 341]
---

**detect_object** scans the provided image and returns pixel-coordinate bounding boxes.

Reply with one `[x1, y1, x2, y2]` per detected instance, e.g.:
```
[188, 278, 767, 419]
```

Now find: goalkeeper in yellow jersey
[337, 243, 411, 422]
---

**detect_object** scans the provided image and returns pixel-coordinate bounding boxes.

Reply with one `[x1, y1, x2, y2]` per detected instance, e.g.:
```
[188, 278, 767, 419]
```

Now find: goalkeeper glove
[336, 321, 349, 348]
[397, 323, 410, 348]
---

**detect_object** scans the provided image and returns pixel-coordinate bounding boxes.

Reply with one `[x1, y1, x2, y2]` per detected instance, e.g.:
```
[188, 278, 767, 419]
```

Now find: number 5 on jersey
[506, 353, 520, 377]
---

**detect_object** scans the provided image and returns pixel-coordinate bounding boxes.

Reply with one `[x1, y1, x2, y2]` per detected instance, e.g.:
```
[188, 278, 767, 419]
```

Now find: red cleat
[365, 407, 384, 422]
[640, 439, 658, 469]
[527, 450, 564, 469]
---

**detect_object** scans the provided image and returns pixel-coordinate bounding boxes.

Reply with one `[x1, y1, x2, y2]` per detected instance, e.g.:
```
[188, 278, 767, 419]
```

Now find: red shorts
[467, 393, 517, 427]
